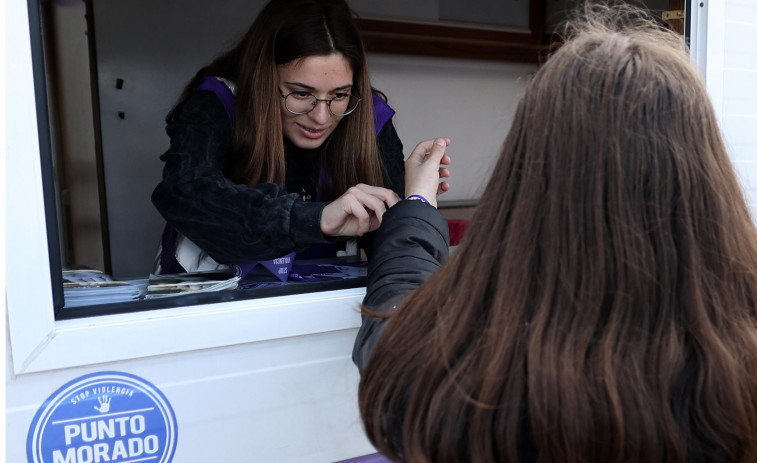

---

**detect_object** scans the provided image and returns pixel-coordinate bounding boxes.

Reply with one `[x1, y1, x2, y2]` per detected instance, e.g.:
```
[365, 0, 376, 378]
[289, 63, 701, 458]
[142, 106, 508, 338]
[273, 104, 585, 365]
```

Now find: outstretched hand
[404, 138, 452, 207]
[320, 184, 400, 237]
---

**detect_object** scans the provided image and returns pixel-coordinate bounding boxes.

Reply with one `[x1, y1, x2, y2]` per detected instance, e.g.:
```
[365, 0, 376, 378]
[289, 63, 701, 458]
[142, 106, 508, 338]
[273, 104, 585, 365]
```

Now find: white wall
[369, 54, 535, 204]
[695, 0, 757, 218]
[711, 0, 757, 217]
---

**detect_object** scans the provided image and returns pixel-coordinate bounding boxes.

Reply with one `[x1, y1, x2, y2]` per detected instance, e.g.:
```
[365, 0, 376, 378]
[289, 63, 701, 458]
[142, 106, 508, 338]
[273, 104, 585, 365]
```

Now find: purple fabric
[372, 93, 395, 134]
[167, 76, 235, 126]
[158, 225, 185, 274]
[232, 252, 295, 282]
[194, 77, 235, 125]
[335, 454, 392, 463]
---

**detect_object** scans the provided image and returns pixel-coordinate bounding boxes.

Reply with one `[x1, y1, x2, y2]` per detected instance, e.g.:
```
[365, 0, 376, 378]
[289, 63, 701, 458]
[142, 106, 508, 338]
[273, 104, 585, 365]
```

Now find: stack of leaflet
[62, 269, 147, 308]
[145, 272, 239, 298]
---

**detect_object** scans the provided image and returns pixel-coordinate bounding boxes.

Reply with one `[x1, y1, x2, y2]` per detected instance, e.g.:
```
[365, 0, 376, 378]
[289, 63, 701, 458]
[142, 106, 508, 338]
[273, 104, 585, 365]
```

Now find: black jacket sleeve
[151, 91, 327, 264]
[358, 119, 405, 258]
[377, 120, 405, 198]
[352, 200, 449, 372]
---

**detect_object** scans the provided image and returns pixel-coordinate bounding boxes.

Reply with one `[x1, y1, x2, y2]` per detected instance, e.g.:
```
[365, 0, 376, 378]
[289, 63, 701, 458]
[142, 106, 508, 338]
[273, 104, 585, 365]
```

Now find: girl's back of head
[359, 4, 757, 462]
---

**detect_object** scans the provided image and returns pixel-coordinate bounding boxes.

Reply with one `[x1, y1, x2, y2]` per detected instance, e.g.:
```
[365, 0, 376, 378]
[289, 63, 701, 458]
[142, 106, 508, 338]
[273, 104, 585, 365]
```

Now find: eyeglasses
[279, 89, 361, 117]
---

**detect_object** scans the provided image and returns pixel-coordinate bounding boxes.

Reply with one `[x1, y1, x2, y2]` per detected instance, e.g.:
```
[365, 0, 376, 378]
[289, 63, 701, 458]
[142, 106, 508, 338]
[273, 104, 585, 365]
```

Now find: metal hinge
[662, 10, 685, 21]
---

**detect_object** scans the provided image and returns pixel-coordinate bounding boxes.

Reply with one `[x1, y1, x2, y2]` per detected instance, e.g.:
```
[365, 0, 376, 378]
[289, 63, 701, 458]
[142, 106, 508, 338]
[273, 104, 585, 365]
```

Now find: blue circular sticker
[27, 371, 178, 463]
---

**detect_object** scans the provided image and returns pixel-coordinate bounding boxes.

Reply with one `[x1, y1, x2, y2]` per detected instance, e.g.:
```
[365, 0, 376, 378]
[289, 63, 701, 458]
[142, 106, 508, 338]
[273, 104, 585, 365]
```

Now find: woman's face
[277, 53, 354, 150]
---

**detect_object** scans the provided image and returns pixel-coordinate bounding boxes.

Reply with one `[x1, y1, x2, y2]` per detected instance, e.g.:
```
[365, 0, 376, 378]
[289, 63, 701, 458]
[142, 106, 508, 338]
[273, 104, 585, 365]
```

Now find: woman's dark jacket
[151, 87, 405, 265]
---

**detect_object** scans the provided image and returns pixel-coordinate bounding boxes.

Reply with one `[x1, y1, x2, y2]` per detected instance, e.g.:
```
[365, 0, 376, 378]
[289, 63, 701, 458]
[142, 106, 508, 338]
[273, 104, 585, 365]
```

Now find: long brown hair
[359, 5, 757, 462]
[172, 0, 383, 197]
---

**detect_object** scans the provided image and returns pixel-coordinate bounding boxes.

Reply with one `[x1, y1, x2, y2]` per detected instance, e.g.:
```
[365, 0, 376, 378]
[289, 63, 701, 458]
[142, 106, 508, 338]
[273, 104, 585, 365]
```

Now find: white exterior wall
[702, 0, 757, 216]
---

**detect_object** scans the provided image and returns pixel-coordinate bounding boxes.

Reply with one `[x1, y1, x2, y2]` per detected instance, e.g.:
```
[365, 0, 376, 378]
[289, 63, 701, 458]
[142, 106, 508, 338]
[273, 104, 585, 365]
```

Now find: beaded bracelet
[406, 194, 429, 204]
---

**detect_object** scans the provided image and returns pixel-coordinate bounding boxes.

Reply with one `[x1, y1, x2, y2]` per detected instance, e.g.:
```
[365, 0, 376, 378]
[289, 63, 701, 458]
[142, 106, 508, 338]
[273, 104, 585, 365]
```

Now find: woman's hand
[404, 138, 452, 207]
[321, 184, 401, 237]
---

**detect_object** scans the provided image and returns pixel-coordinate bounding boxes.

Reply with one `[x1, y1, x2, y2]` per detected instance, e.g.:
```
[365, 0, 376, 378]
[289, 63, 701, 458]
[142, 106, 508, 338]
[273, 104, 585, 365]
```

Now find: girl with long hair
[152, 0, 406, 273]
[355, 5, 757, 462]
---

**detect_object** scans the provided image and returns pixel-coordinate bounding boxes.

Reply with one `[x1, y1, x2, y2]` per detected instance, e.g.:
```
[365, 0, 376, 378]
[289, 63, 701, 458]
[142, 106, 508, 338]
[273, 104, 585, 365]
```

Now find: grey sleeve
[352, 200, 449, 372]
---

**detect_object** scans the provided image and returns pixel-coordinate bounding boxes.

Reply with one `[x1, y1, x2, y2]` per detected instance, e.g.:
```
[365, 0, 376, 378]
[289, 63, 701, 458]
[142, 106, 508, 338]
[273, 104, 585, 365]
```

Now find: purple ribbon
[232, 252, 296, 282]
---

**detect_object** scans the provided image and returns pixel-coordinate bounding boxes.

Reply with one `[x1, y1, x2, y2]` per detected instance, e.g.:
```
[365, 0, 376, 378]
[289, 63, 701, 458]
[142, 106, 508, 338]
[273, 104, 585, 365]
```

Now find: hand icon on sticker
[94, 395, 111, 413]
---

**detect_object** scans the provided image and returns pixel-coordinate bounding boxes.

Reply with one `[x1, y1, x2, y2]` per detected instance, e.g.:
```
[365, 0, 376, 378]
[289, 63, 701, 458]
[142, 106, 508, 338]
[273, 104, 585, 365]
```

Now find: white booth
[7, 0, 757, 461]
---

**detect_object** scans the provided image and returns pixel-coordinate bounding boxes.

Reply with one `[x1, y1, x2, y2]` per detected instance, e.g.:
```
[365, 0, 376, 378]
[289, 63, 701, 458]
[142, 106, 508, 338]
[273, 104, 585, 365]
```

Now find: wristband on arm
[406, 195, 429, 204]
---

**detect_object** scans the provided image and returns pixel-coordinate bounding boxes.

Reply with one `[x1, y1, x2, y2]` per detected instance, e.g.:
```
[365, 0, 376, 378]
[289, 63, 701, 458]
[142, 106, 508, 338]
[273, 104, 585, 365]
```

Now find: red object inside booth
[448, 219, 470, 246]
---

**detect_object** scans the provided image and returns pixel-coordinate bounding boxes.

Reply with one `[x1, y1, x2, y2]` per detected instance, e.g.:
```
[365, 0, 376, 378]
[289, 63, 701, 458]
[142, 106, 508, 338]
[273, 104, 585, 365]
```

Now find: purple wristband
[406, 195, 429, 204]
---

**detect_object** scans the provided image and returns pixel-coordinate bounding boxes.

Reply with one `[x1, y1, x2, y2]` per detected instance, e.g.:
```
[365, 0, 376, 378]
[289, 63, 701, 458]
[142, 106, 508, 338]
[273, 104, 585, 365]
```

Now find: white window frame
[690, 0, 726, 120]
[6, 0, 365, 376]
